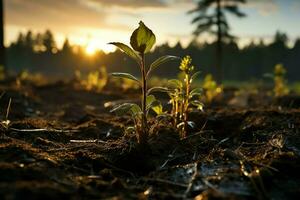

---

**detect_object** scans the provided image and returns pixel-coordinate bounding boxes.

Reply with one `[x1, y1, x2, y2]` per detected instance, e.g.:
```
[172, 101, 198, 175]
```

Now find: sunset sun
[85, 41, 116, 55]
[85, 43, 97, 56]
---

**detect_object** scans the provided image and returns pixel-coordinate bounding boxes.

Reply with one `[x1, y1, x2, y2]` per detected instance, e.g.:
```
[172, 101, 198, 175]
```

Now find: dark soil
[0, 81, 299, 200]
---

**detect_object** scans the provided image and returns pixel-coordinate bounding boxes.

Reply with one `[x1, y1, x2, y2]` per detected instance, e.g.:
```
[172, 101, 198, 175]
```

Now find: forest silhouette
[6, 29, 300, 82]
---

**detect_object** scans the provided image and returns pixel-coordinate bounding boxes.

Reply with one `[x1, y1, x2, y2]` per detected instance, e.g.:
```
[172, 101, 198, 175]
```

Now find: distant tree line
[6, 30, 300, 82]
[189, 0, 247, 83]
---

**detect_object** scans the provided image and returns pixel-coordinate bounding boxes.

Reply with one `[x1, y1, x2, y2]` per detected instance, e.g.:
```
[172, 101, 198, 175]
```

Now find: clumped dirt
[0, 81, 299, 200]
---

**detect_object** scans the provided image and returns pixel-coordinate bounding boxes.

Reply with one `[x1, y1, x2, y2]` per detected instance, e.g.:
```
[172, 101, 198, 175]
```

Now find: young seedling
[203, 74, 223, 103]
[109, 21, 179, 144]
[168, 56, 203, 138]
[273, 64, 289, 97]
[264, 64, 289, 97]
[0, 94, 12, 129]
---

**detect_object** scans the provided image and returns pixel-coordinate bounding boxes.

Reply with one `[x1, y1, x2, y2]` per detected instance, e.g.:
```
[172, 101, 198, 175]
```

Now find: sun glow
[85, 42, 116, 56]
[85, 44, 98, 56]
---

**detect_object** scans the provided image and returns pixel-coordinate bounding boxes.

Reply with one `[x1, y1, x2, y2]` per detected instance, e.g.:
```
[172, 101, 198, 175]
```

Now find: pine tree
[43, 30, 57, 53]
[189, 0, 246, 83]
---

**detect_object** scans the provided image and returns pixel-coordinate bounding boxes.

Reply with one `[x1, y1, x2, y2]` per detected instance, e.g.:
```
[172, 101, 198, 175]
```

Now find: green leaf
[152, 103, 163, 115]
[187, 121, 196, 128]
[156, 113, 171, 121]
[190, 71, 201, 83]
[146, 95, 156, 110]
[147, 87, 169, 95]
[110, 103, 142, 117]
[168, 79, 183, 89]
[130, 104, 142, 117]
[146, 95, 163, 115]
[126, 126, 135, 133]
[189, 88, 203, 98]
[111, 73, 141, 85]
[110, 103, 135, 116]
[109, 42, 141, 63]
[130, 21, 156, 54]
[147, 56, 180, 77]
[190, 100, 204, 111]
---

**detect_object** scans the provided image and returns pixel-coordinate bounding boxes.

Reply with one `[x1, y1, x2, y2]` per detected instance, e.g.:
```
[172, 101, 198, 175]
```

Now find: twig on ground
[159, 153, 188, 170]
[184, 162, 198, 197]
[181, 120, 209, 141]
[46, 144, 90, 152]
[143, 177, 188, 188]
[181, 130, 214, 141]
[9, 127, 80, 133]
[70, 139, 107, 144]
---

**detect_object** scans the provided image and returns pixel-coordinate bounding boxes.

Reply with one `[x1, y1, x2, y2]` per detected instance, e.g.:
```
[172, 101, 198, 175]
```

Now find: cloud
[245, 0, 279, 16]
[5, 0, 131, 32]
[87, 0, 168, 8]
[4, 0, 196, 35]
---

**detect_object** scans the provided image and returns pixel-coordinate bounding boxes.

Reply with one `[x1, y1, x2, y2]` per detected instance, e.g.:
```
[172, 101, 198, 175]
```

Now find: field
[0, 80, 299, 200]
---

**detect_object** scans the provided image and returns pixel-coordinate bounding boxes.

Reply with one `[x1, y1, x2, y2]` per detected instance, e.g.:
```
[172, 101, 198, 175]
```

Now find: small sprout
[167, 56, 203, 138]
[273, 64, 289, 97]
[264, 64, 289, 97]
[203, 74, 222, 103]
[109, 21, 179, 144]
[1, 97, 12, 129]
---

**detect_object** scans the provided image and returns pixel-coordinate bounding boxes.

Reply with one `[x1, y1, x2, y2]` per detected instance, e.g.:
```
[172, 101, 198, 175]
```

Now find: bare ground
[0, 81, 299, 200]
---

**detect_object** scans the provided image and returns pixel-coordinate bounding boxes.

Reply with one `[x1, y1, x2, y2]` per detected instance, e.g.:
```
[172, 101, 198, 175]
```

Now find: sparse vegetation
[75, 66, 108, 92]
[16, 70, 46, 87]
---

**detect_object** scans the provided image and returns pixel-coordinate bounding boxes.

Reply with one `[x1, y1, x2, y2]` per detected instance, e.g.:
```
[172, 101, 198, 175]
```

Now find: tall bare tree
[0, 0, 4, 69]
[189, 0, 246, 83]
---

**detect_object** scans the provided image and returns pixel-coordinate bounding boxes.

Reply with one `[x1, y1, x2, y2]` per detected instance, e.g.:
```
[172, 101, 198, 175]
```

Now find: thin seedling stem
[140, 53, 148, 143]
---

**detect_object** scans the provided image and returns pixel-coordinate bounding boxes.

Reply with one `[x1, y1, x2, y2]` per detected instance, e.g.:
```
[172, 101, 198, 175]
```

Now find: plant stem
[140, 53, 148, 144]
[183, 74, 190, 138]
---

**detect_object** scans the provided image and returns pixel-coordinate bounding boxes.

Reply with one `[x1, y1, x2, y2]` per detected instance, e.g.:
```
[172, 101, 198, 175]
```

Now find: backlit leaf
[110, 103, 135, 116]
[146, 95, 163, 115]
[111, 73, 141, 85]
[110, 103, 142, 117]
[147, 87, 169, 95]
[109, 42, 141, 63]
[190, 100, 204, 111]
[189, 88, 203, 98]
[168, 79, 183, 89]
[151, 103, 163, 115]
[190, 71, 201, 83]
[146, 95, 156, 110]
[147, 56, 180, 77]
[130, 21, 156, 54]
[130, 104, 142, 117]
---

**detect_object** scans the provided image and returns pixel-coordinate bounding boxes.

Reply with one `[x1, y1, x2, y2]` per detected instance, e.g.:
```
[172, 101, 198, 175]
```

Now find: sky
[4, 0, 300, 52]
